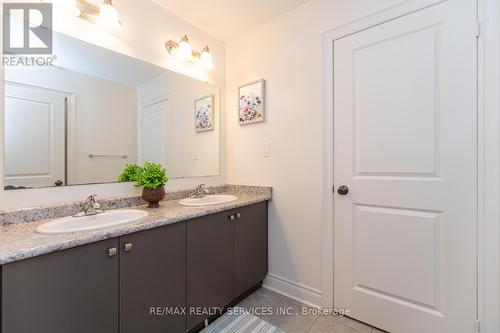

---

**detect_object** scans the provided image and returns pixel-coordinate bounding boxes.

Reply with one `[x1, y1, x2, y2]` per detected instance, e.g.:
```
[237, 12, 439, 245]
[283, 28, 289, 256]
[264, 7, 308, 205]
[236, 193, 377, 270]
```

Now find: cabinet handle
[124, 243, 133, 252]
[108, 248, 117, 257]
[236, 213, 241, 219]
[229, 215, 235, 221]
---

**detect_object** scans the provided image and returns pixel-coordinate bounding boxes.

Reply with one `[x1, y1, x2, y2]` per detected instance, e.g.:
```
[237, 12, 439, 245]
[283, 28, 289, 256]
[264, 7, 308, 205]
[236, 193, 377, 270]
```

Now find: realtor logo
[3, 3, 53, 55]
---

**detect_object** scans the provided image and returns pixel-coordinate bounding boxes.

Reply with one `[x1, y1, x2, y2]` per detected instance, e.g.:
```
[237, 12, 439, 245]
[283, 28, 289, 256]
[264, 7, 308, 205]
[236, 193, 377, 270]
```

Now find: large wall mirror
[3, 32, 220, 190]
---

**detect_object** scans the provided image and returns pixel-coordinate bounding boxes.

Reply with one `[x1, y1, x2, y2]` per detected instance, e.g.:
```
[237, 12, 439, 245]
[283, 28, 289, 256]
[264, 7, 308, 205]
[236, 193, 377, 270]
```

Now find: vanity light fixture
[165, 35, 215, 69]
[74, 0, 122, 28]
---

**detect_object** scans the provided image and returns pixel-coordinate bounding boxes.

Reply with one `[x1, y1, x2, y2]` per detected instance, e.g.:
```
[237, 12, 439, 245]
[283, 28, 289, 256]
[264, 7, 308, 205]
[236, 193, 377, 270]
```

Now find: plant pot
[142, 186, 165, 208]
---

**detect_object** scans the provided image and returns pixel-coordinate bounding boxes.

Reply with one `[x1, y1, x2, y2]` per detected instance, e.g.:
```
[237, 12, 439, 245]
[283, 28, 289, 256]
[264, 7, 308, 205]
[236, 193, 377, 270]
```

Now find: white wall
[6, 66, 137, 185]
[137, 71, 220, 179]
[225, 0, 424, 307]
[0, 0, 226, 209]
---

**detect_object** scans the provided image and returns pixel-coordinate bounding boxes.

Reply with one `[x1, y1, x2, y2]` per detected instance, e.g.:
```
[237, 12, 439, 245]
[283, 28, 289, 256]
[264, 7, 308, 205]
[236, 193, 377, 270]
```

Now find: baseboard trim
[263, 274, 322, 308]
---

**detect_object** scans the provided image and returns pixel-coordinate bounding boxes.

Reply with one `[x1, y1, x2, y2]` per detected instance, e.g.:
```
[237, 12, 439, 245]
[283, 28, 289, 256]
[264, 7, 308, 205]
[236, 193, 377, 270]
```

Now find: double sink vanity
[0, 185, 271, 333]
[36, 193, 238, 234]
[0, 25, 266, 333]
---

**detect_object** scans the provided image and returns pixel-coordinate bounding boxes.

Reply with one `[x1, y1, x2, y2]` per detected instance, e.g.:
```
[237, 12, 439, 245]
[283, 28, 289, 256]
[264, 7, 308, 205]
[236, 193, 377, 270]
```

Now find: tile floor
[237, 288, 387, 333]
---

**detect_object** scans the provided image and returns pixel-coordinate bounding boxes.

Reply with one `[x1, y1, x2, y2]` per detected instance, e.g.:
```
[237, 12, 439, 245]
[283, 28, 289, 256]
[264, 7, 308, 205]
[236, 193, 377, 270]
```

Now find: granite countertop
[0, 187, 271, 265]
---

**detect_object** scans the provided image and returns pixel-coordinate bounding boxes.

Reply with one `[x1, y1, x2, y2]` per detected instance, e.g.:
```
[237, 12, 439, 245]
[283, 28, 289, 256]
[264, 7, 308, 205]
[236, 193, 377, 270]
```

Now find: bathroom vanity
[0, 186, 270, 333]
[0, 17, 268, 333]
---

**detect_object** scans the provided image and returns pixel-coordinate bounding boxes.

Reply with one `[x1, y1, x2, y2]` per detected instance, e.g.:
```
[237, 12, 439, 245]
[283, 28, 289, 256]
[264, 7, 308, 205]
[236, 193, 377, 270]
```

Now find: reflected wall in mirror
[4, 32, 220, 190]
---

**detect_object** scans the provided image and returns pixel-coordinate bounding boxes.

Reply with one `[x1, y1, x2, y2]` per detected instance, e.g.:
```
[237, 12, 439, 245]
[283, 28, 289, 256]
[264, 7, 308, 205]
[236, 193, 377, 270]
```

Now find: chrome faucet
[74, 194, 104, 217]
[192, 184, 211, 198]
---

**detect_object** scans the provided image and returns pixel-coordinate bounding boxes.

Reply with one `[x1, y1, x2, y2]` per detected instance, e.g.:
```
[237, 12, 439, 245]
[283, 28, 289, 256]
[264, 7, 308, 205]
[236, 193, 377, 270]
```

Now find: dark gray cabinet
[187, 211, 234, 331]
[186, 202, 269, 331]
[1, 238, 119, 333]
[120, 222, 186, 333]
[234, 202, 268, 297]
[1, 202, 268, 333]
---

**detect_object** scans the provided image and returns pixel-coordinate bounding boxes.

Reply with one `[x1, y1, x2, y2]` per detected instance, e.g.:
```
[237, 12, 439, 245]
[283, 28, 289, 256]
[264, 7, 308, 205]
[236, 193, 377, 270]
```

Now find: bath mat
[201, 307, 284, 333]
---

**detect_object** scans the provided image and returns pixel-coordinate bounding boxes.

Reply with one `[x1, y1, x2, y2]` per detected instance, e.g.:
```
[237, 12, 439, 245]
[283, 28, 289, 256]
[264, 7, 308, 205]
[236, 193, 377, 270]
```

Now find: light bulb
[67, 0, 81, 17]
[177, 34, 192, 60]
[199, 46, 214, 69]
[46, 0, 81, 16]
[97, 3, 121, 29]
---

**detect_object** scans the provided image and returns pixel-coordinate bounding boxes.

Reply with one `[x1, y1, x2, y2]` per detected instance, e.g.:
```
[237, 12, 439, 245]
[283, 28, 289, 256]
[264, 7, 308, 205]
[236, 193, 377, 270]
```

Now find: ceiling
[151, 0, 311, 41]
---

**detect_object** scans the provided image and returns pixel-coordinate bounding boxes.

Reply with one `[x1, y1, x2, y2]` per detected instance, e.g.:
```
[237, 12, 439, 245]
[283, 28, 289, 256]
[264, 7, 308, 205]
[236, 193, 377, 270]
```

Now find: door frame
[321, 0, 499, 330]
[476, 0, 500, 332]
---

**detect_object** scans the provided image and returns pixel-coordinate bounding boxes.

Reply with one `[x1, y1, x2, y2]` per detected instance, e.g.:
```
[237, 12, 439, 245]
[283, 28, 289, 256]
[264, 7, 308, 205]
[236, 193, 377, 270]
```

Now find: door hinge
[476, 319, 480, 333]
[475, 21, 481, 38]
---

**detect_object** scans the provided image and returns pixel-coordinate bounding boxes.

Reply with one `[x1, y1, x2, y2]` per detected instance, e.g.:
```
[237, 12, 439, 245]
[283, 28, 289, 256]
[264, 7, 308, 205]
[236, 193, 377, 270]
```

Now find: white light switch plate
[264, 143, 271, 157]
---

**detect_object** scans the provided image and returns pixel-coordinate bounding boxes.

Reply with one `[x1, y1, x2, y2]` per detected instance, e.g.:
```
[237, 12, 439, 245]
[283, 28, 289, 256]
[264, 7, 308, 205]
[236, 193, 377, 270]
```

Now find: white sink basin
[178, 194, 238, 207]
[36, 209, 148, 234]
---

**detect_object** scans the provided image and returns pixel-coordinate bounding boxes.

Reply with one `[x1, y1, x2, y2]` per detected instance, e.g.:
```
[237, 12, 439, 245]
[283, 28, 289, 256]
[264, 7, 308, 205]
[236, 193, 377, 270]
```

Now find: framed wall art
[239, 79, 265, 125]
[195, 95, 215, 132]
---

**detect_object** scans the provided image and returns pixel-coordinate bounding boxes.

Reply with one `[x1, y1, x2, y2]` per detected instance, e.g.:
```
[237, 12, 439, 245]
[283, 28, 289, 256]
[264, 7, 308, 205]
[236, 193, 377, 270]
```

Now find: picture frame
[239, 79, 265, 125]
[195, 95, 215, 132]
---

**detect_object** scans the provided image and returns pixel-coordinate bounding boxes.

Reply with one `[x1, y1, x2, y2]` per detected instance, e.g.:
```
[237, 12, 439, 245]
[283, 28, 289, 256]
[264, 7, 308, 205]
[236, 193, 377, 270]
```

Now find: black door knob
[55, 180, 63, 186]
[337, 185, 349, 195]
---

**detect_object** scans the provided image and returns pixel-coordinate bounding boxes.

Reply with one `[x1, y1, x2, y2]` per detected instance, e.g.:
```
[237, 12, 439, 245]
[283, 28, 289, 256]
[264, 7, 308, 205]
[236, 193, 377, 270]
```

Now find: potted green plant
[118, 164, 142, 182]
[118, 162, 169, 208]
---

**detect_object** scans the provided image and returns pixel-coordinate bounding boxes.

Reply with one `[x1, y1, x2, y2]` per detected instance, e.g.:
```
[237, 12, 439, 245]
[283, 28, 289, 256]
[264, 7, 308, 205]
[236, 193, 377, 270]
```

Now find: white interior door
[4, 84, 66, 188]
[139, 99, 169, 166]
[333, 1, 477, 333]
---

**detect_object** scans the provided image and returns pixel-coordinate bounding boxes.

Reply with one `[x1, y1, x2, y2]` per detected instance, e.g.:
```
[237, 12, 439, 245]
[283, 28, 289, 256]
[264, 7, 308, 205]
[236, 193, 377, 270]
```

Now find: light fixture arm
[165, 40, 201, 59]
[167, 37, 204, 55]
[165, 36, 214, 69]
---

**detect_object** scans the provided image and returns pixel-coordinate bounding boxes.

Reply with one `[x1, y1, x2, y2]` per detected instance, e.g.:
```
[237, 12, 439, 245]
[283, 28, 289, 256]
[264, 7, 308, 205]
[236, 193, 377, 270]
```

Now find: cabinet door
[2, 239, 119, 333]
[234, 202, 268, 297]
[120, 222, 186, 333]
[187, 211, 234, 330]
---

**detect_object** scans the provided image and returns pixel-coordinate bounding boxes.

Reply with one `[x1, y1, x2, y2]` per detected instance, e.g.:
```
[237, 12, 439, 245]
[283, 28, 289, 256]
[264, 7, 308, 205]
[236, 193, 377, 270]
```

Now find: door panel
[2, 239, 119, 333]
[353, 25, 438, 176]
[187, 211, 234, 330]
[139, 100, 169, 165]
[4, 83, 66, 188]
[353, 205, 440, 308]
[333, 1, 477, 332]
[234, 202, 268, 297]
[120, 222, 186, 333]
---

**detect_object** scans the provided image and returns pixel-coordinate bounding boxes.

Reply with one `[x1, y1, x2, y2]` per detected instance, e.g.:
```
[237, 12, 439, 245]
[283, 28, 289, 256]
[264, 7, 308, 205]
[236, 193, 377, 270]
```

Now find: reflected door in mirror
[139, 99, 169, 166]
[4, 84, 66, 189]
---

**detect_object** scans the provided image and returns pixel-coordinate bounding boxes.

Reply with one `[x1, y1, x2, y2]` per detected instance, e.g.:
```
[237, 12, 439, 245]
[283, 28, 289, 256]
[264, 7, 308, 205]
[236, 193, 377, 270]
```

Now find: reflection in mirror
[4, 32, 220, 190]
